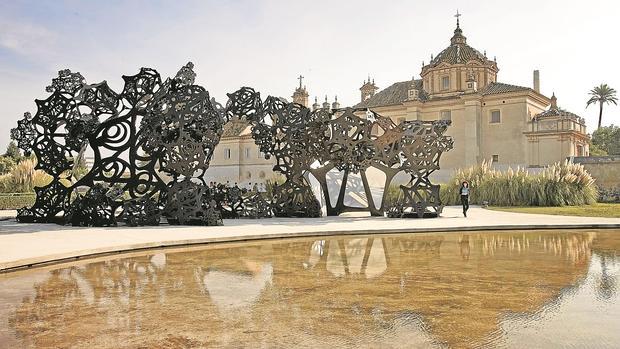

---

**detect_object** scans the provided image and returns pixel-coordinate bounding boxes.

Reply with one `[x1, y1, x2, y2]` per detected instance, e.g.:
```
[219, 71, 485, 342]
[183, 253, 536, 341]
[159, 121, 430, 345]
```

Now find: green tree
[4, 141, 23, 163]
[0, 156, 16, 175]
[591, 125, 620, 155]
[589, 143, 608, 156]
[586, 84, 618, 129]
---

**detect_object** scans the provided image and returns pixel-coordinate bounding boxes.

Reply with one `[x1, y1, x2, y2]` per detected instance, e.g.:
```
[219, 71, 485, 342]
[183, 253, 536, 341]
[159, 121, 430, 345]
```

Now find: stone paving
[1, 206, 619, 271]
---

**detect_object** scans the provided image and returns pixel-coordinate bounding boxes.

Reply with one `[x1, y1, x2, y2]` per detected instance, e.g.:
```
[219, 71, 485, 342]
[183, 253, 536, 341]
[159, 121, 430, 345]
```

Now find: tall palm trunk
[598, 100, 603, 129]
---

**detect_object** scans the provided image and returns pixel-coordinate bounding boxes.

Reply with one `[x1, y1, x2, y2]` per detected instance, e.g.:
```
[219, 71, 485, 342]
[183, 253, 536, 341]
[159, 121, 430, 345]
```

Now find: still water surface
[0, 229, 619, 348]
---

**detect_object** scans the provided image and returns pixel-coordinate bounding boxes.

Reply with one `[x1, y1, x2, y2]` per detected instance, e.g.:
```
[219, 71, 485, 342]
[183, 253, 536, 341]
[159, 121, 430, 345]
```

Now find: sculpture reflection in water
[1, 230, 616, 348]
[11, 63, 453, 226]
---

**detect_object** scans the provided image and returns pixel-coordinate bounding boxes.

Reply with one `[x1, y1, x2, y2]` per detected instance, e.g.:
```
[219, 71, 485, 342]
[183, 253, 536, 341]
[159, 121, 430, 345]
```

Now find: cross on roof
[455, 10, 461, 27]
[297, 75, 304, 88]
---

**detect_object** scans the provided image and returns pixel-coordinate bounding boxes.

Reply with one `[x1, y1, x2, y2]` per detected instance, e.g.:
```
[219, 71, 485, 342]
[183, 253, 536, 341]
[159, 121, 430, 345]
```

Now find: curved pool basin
[0, 229, 619, 348]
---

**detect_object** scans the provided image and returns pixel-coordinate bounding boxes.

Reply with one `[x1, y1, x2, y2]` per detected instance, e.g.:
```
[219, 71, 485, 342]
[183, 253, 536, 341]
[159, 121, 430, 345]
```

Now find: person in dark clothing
[459, 181, 470, 217]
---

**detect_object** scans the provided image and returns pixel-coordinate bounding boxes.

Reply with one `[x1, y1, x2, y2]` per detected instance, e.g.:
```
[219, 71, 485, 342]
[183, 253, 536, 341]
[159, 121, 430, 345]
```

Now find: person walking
[460, 181, 470, 217]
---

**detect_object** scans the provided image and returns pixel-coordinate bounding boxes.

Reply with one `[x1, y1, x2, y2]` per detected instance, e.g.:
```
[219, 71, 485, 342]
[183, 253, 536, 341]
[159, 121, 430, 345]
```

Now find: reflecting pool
[1, 229, 619, 348]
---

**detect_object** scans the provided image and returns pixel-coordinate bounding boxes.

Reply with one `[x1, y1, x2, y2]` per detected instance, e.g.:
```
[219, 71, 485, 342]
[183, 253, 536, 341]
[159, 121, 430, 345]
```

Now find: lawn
[487, 203, 620, 218]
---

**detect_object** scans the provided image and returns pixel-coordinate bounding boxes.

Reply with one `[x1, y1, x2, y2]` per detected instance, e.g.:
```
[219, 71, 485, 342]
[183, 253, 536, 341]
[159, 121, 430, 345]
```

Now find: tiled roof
[426, 26, 495, 69]
[354, 81, 533, 109]
[354, 80, 427, 108]
[478, 82, 532, 96]
[535, 107, 581, 120]
[222, 119, 250, 137]
[429, 43, 490, 68]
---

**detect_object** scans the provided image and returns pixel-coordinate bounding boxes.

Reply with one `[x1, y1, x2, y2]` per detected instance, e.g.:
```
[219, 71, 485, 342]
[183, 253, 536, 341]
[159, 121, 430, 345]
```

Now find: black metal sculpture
[386, 120, 454, 217]
[11, 63, 225, 226]
[11, 63, 452, 226]
[226, 90, 323, 217]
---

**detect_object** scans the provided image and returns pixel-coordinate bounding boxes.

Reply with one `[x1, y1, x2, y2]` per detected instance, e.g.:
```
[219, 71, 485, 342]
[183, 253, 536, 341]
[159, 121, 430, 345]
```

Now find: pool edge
[2, 223, 620, 273]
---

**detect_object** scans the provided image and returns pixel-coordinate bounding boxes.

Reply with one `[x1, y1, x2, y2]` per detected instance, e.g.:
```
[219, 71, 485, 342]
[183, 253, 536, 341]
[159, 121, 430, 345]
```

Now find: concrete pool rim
[2, 221, 619, 274]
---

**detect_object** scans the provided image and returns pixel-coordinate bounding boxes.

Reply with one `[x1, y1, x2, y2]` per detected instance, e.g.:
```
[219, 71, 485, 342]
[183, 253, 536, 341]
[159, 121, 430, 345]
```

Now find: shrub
[441, 160, 598, 206]
[383, 183, 401, 207]
[0, 158, 53, 193]
[264, 175, 286, 198]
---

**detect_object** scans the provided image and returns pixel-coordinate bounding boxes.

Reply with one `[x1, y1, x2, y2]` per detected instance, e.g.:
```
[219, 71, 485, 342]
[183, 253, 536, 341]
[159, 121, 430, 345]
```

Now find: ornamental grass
[440, 160, 598, 206]
[0, 158, 52, 193]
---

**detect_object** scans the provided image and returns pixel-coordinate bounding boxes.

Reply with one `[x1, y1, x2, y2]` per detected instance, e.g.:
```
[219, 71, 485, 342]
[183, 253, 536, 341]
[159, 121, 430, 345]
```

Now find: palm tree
[586, 84, 618, 129]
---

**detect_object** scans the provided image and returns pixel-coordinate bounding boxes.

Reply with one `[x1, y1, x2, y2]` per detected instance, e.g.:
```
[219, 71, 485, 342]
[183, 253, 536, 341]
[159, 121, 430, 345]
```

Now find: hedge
[0, 193, 36, 210]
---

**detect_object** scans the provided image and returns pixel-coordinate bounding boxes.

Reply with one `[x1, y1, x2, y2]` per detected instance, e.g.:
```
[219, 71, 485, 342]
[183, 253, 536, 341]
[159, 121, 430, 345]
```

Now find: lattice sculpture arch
[12, 63, 453, 226]
[227, 97, 453, 218]
[303, 108, 454, 217]
[386, 120, 454, 217]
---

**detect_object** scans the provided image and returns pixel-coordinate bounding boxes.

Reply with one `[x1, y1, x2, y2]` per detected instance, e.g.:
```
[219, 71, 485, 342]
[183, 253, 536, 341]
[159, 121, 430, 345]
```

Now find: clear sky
[1, 0, 618, 150]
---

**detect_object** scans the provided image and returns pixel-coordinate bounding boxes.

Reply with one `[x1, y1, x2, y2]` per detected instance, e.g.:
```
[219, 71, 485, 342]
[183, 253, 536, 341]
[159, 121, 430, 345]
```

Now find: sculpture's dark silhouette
[11, 63, 452, 226]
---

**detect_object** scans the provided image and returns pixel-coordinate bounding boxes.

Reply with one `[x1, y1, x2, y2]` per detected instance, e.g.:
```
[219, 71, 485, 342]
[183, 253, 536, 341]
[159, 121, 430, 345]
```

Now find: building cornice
[523, 130, 589, 141]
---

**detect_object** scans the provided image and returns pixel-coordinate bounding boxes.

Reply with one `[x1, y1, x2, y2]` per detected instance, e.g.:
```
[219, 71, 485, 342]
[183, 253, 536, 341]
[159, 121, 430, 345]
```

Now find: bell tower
[360, 76, 379, 102]
[292, 75, 309, 107]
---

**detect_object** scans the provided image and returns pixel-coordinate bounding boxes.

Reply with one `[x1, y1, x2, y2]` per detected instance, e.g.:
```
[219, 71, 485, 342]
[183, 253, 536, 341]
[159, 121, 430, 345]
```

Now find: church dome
[420, 14, 499, 96]
[427, 21, 491, 68]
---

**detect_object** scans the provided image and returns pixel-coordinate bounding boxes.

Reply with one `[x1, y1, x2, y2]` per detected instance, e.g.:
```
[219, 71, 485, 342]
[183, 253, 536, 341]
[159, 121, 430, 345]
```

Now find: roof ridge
[479, 82, 532, 96]
[490, 81, 530, 89]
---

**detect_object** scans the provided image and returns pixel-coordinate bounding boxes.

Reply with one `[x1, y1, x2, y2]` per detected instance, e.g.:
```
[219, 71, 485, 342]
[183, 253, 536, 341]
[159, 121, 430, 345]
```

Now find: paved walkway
[0, 210, 16, 219]
[1, 206, 619, 272]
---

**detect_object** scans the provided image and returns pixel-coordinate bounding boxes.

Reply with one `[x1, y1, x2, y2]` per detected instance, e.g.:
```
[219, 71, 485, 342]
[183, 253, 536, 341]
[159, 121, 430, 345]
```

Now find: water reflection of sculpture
[11, 63, 452, 226]
[3, 231, 606, 348]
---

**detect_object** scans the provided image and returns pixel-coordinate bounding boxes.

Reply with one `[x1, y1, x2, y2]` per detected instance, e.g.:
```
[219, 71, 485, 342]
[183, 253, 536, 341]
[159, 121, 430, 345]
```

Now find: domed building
[205, 14, 590, 185]
[355, 15, 589, 178]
